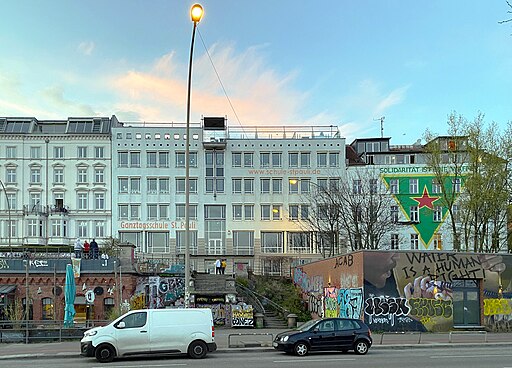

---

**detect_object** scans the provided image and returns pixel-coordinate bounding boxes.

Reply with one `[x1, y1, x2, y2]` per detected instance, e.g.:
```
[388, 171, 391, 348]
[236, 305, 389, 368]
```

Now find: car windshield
[296, 319, 319, 331]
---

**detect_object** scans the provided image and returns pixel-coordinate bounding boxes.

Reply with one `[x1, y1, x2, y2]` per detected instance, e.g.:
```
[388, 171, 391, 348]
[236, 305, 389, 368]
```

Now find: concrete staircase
[191, 273, 237, 296]
[263, 310, 288, 329]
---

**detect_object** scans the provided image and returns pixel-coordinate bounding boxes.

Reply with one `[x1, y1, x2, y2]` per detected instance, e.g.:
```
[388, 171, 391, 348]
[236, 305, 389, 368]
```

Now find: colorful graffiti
[338, 288, 364, 319]
[294, 268, 324, 293]
[232, 304, 254, 327]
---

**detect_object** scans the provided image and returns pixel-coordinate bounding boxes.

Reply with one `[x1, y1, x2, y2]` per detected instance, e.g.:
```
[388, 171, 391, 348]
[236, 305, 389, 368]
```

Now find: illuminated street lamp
[185, 3, 204, 308]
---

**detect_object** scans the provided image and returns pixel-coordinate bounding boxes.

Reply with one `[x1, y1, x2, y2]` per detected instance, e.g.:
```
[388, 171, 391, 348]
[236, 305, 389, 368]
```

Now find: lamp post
[0, 179, 12, 253]
[185, 3, 204, 308]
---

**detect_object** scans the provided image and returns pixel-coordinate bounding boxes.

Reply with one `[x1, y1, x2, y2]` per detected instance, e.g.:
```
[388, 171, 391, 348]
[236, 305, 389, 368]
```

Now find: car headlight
[281, 336, 289, 342]
[84, 330, 97, 337]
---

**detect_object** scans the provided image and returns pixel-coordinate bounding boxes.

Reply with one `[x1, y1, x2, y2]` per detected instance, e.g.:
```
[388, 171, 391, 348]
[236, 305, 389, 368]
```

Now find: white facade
[0, 117, 116, 248]
[112, 120, 346, 275]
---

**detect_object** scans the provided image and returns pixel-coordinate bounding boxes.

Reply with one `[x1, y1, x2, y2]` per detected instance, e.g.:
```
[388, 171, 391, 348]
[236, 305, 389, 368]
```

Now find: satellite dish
[94, 286, 104, 295]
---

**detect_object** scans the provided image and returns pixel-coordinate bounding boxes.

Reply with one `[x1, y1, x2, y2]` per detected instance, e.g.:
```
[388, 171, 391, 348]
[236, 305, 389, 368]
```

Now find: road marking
[93, 364, 186, 368]
[273, 358, 356, 363]
[431, 354, 512, 359]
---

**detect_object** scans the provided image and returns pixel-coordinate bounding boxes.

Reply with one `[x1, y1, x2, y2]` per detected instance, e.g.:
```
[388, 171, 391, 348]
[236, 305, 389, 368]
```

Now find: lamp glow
[191, 4, 204, 23]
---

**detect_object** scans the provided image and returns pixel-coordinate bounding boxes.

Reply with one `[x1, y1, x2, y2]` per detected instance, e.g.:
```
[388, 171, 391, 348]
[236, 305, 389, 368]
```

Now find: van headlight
[281, 336, 289, 342]
[84, 330, 97, 337]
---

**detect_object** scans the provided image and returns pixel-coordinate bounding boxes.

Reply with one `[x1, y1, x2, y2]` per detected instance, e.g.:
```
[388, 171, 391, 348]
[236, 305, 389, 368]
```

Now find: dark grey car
[273, 318, 372, 356]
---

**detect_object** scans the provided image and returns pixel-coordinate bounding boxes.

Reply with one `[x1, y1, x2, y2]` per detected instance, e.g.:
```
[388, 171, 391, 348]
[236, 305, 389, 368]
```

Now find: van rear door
[113, 311, 150, 356]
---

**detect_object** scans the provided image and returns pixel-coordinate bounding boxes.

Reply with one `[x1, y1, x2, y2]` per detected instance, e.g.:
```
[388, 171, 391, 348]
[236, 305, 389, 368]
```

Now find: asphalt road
[4, 346, 512, 368]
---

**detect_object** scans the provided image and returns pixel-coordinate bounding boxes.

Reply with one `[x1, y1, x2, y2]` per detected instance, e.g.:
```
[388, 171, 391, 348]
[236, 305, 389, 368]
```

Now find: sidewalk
[0, 328, 511, 361]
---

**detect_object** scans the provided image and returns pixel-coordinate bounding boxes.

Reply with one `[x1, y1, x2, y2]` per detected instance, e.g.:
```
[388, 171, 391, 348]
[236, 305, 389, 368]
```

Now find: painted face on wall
[364, 252, 400, 288]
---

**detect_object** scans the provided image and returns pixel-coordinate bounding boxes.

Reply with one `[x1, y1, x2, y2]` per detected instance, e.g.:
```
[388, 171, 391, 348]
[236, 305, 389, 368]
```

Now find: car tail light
[212, 325, 215, 338]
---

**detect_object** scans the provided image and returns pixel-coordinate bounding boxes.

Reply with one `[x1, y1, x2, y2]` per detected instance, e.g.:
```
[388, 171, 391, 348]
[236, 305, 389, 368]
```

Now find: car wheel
[294, 342, 309, 356]
[354, 340, 369, 355]
[95, 344, 116, 363]
[188, 340, 208, 359]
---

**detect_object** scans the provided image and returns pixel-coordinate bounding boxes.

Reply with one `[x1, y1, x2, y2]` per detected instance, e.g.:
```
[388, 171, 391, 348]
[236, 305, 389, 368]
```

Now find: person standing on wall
[74, 238, 83, 258]
[215, 258, 221, 274]
[90, 238, 99, 259]
[221, 259, 227, 274]
[83, 239, 90, 259]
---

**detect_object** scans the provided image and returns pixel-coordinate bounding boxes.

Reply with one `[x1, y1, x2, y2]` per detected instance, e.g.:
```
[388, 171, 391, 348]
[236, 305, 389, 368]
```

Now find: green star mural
[381, 174, 462, 249]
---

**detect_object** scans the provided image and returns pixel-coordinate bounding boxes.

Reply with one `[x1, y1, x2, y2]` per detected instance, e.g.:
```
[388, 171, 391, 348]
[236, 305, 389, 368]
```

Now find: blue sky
[0, 1, 511, 144]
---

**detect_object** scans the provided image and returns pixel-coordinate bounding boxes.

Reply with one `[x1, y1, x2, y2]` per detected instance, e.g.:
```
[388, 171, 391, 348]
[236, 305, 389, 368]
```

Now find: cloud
[77, 41, 95, 56]
[41, 85, 97, 116]
[110, 44, 307, 125]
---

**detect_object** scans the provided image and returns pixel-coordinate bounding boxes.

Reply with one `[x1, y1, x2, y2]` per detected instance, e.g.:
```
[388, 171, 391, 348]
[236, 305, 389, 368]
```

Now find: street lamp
[185, 3, 203, 308]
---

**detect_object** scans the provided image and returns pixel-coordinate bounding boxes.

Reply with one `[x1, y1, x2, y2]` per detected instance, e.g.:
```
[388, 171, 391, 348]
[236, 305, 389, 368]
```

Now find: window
[244, 204, 254, 220]
[147, 178, 158, 194]
[261, 204, 281, 220]
[29, 193, 40, 207]
[369, 179, 378, 194]
[77, 146, 87, 158]
[159, 178, 169, 193]
[232, 204, 254, 221]
[244, 178, 254, 194]
[452, 204, 460, 222]
[272, 178, 282, 194]
[260, 152, 270, 167]
[391, 234, 399, 250]
[30, 146, 41, 159]
[232, 178, 242, 193]
[261, 178, 270, 193]
[41, 298, 54, 320]
[54, 168, 64, 184]
[94, 193, 105, 210]
[6, 146, 16, 158]
[433, 206, 443, 222]
[6, 193, 17, 210]
[353, 179, 362, 194]
[271, 152, 282, 168]
[147, 204, 158, 219]
[261, 204, 271, 220]
[130, 152, 141, 167]
[119, 205, 129, 219]
[410, 206, 419, 222]
[159, 151, 169, 167]
[51, 219, 67, 237]
[28, 219, 37, 237]
[159, 204, 169, 219]
[301, 179, 311, 193]
[146, 232, 169, 253]
[95, 221, 105, 238]
[6, 168, 16, 183]
[432, 179, 442, 194]
[433, 233, 442, 250]
[176, 230, 198, 254]
[453, 178, 461, 193]
[410, 234, 419, 250]
[6, 219, 17, 238]
[289, 204, 299, 220]
[391, 205, 399, 223]
[289, 179, 299, 194]
[261, 232, 283, 253]
[175, 204, 197, 220]
[130, 178, 141, 193]
[317, 152, 327, 167]
[288, 232, 312, 253]
[78, 221, 88, 238]
[329, 152, 339, 167]
[94, 168, 104, 184]
[118, 311, 147, 328]
[243, 152, 253, 167]
[232, 152, 242, 167]
[409, 178, 419, 194]
[289, 152, 299, 168]
[77, 193, 88, 210]
[176, 152, 197, 168]
[233, 205, 243, 220]
[233, 231, 254, 255]
[300, 152, 311, 167]
[390, 179, 399, 194]
[301, 205, 309, 219]
[94, 146, 104, 158]
[104, 298, 115, 316]
[119, 178, 128, 193]
[118, 152, 128, 167]
[176, 178, 197, 193]
[205, 151, 224, 194]
[53, 146, 64, 158]
[30, 168, 41, 184]
[147, 152, 157, 167]
[77, 168, 88, 183]
[130, 204, 140, 219]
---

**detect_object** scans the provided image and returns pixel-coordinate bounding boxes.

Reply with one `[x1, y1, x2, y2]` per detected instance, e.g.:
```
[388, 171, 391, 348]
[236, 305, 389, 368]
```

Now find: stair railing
[236, 282, 289, 319]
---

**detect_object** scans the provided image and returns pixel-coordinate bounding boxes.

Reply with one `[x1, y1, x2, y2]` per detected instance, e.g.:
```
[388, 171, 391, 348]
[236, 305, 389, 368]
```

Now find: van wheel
[188, 340, 208, 359]
[95, 344, 116, 363]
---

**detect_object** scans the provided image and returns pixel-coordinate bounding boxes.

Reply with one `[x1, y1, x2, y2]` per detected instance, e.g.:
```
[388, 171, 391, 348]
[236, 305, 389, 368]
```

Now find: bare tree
[499, 1, 512, 25]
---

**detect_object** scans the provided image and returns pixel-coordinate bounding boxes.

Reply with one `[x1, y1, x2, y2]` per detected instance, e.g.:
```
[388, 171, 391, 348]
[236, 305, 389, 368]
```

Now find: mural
[231, 304, 254, 327]
[294, 251, 512, 332]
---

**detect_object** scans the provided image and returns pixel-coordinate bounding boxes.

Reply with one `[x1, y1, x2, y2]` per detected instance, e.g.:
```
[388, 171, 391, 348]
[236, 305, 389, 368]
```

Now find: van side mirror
[117, 321, 126, 329]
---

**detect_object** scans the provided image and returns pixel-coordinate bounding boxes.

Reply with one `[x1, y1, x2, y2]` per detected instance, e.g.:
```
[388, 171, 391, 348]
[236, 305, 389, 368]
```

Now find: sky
[0, 1, 511, 144]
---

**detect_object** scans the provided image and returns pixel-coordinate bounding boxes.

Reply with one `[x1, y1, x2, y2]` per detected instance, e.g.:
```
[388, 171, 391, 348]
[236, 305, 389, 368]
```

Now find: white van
[81, 308, 217, 363]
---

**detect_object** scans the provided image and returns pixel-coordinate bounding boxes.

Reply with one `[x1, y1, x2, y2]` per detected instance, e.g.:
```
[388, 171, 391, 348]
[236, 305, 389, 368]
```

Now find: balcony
[23, 205, 48, 216]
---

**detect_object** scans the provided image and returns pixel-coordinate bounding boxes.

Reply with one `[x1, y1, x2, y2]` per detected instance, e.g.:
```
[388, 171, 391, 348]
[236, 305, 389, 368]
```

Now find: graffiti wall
[231, 304, 254, 327]
[294, 251, 512, 332]
[135, 276, 185, 309]
[293, 253, 364, 319]
[364, 251, 512, 332]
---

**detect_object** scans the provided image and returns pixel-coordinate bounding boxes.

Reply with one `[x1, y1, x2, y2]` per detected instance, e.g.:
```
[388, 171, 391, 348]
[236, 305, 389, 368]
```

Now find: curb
[1, 342, 512, 361]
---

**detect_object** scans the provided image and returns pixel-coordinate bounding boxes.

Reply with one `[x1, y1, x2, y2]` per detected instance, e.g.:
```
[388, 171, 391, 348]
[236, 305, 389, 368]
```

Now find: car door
[334, 319, 358, 348]
[309, 320, 337, 351]
[114, 311, 150, 356]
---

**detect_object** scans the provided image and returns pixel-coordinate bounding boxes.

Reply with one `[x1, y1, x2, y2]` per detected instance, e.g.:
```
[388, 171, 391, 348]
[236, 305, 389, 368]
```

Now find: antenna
[373, 116, 385, 138]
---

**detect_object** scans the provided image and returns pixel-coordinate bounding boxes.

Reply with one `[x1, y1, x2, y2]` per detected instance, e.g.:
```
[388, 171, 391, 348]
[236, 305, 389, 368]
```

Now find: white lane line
[273, 358, 356, 363]
[93, 364, 186, 368]
[431, 354, 512, 359]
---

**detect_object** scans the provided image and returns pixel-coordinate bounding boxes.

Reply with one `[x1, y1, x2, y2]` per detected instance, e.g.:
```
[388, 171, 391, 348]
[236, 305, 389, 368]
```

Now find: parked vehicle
[81, 308, 216, 363]
[273, 317, 372, 356]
